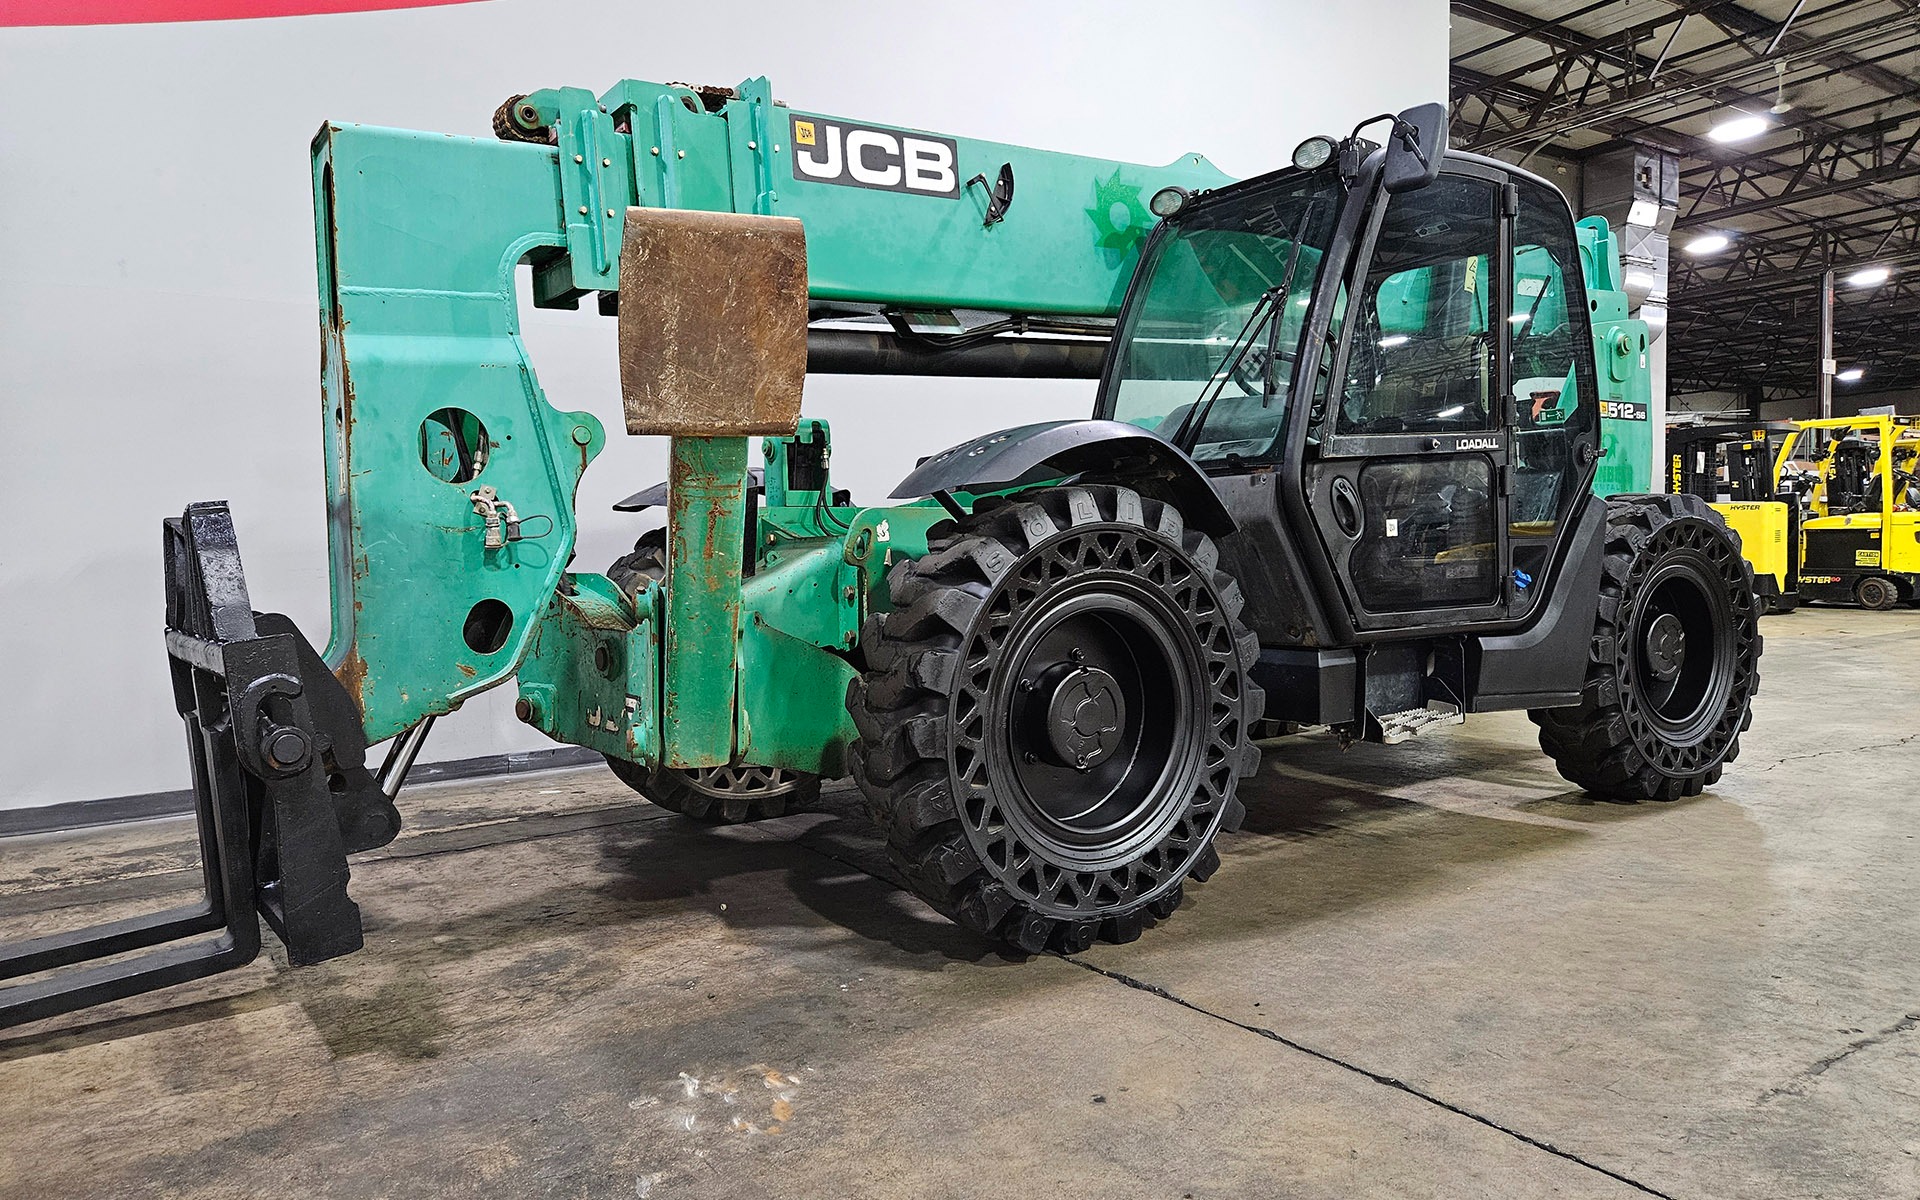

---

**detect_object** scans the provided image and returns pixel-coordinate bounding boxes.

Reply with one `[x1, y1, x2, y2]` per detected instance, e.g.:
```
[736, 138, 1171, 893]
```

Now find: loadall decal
[790, 115, 960, 197]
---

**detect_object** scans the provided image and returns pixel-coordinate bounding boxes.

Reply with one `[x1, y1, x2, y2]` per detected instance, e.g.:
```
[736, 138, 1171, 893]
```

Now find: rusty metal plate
[618, 208, 807, 436]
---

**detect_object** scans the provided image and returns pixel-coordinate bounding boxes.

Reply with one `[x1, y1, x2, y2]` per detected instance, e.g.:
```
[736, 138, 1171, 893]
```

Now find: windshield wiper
[1169, 200, 1320, 451]
[1168, 287, 1280, 449]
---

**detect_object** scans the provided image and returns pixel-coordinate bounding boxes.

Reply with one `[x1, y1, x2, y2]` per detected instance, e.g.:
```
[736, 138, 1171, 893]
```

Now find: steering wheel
[1230, 342, 1299, 397]
[1895, 468, 1920, 511]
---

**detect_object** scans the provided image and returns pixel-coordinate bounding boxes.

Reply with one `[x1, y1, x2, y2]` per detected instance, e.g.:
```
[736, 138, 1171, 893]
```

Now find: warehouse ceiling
[1451, 0, 1920, 402]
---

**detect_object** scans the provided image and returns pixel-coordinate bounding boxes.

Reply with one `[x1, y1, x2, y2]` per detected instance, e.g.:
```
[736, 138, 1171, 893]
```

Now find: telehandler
[0, 79, 1761, 1027]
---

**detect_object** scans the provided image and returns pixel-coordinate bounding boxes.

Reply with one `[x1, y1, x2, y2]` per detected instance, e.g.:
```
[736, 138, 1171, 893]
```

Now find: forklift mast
[1668, 424, 1778, 502]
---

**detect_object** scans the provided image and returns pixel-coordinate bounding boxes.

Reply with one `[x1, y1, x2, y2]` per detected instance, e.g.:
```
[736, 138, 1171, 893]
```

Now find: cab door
[1503, 173, 1603, 615]
[1305, 167, 1512, 632]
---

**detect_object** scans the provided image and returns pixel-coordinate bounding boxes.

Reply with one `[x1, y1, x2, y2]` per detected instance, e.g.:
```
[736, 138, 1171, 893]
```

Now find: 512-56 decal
[1599, 399, 1648, 421]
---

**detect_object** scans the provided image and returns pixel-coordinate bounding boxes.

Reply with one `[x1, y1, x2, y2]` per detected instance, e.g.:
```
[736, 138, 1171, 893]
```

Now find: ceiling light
[1379, 334, 1410, 348]
[1508, 313, 1530, 324]
[1847, 265, 1891, 287]
[1837, 366, 1865, 383]
[1684, 232, 1731, 256]
[1708, 113, 1771, 143]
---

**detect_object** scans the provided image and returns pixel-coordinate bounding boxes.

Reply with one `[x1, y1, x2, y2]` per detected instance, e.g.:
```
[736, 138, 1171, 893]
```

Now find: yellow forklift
[1668, 423, 1800, 612]
[1775, 414, 1920, 609]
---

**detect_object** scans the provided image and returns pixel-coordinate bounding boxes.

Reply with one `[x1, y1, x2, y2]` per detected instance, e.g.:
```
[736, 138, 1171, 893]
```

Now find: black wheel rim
[1628, 555, 1734, 744]
[989, 584, 1203, 868]
[676, 764, 803, 797]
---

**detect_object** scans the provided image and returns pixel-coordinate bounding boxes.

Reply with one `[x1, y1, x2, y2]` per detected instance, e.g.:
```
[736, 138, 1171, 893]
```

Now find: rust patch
[335, 644, 369, 710]
[455, 662, 477, 679]
[617, 208, 807, 436]
[704, 497, 728, 570]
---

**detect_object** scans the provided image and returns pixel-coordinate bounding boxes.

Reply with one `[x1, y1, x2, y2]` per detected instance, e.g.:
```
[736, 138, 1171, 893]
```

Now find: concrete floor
[2, 607, 1917, 1200]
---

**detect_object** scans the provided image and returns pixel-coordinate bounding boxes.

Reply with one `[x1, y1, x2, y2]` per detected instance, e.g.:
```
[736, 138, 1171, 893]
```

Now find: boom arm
[317, 75, 1230, 742]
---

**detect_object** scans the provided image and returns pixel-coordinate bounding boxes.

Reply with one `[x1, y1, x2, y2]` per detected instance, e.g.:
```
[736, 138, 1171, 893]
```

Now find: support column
[1818, 267, 1835, 419]
[1582, 145, 1680, 485]
[663, 436, 749, 769]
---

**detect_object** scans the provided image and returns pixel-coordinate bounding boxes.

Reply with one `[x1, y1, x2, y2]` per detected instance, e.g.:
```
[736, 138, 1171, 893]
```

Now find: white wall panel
[0, 0, 1449, 807]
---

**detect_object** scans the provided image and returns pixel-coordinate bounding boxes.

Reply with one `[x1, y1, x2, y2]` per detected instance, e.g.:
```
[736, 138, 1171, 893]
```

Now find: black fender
[613, 467, 765, 512]
[890, 420, 1235, 536]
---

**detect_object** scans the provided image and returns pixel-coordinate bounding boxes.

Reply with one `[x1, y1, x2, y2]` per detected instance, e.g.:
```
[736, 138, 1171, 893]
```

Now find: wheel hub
[1042, 664, 1126, 770]
[1645, 612, 1687, 681]
[991, 580, 1204, 862]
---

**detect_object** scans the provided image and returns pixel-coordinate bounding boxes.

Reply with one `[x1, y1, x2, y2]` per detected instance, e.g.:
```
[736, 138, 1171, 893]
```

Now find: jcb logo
[790, 116, 959, 198]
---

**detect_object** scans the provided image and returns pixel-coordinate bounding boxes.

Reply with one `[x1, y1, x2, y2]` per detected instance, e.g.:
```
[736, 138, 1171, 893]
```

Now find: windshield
[1100, 168, 1344, 463]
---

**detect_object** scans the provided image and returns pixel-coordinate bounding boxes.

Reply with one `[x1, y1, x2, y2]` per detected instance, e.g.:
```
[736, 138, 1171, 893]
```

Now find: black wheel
[848, 485, 1263, 954]
[603, 528, 820, 822]
[604, 755, 818, 823]
[608, 527, 668, 599]
[1855, 575, 1900, 611]
[1533, 495, 1762, 801]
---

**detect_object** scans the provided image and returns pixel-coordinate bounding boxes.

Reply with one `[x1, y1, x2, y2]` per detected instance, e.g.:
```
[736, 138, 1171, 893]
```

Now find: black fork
[0, 502, 398, 1030]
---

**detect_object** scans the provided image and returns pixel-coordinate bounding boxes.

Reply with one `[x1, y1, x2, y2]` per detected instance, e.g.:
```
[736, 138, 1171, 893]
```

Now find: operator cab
[1095, 110, 1602, 651]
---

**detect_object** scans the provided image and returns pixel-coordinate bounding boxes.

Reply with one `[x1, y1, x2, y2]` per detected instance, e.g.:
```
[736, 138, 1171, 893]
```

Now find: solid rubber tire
[847, 485, 1264, 954]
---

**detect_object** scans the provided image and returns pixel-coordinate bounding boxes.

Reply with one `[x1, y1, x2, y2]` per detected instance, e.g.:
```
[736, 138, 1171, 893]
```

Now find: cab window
[1337, 176, 1500, 436]
[1508, 177, 1599, 535]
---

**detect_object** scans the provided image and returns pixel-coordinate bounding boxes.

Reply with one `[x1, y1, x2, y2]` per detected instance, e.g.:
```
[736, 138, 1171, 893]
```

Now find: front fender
[890, 420, 1235, 535]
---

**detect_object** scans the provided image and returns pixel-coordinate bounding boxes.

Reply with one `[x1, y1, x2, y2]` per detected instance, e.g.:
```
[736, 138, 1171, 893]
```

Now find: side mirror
[1383, 102, 1448, 194]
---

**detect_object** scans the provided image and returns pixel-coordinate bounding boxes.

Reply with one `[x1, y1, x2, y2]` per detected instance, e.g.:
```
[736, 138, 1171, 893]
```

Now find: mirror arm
[1390, 118, 1431, 169]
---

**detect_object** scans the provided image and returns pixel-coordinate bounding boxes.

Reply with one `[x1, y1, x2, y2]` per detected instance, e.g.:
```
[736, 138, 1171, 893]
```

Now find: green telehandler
[0, 79, 1759, 1027]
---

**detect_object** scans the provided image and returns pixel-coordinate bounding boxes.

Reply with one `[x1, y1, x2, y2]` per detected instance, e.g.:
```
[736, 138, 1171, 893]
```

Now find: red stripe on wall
[4, 0, 483, 26]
